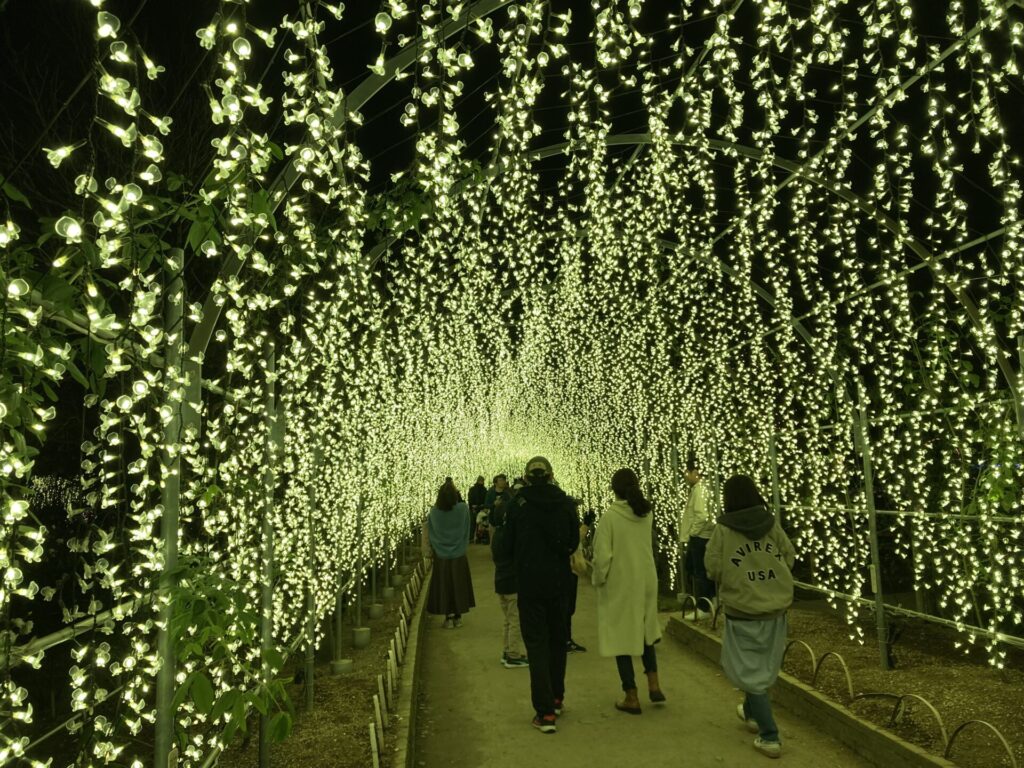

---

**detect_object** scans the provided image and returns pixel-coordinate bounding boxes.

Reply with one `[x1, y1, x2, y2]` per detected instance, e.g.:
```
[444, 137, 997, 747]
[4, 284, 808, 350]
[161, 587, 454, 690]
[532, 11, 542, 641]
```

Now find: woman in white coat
[591, 467, 665, 714]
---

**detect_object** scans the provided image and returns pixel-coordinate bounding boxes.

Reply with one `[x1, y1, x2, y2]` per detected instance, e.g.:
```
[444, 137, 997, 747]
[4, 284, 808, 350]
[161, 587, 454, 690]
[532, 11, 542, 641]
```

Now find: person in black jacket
[468, 475, 487, 539]
[494, 456, 579, 734]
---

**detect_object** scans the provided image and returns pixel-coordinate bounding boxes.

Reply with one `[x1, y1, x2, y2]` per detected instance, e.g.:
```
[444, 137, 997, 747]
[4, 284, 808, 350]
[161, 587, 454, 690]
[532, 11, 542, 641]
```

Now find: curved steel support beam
[185, 0, 514, 363]
[365, 132, 1020, 414]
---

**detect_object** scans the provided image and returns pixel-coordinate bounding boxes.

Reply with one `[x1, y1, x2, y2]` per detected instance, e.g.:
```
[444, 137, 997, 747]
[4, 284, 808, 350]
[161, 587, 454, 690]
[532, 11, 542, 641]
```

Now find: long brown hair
[611, 468, 651, 517]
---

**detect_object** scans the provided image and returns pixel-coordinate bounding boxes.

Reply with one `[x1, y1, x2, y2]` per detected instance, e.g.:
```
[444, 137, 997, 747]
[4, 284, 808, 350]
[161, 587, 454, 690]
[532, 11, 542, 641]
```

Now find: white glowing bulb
[232, 37, 252, 58]
[97, 11, 120, 38]
[55, 216, 83, 242]
[7, 279, 29, 297]
[122, 183, 143, 203]
[375, 13, 393, 32]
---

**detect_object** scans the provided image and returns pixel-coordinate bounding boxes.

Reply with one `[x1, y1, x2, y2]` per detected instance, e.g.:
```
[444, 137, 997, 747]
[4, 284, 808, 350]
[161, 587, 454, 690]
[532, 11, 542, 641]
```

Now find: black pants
[518, 593, 569, 717]
[615, 644, 658, 691]
[685, 535, 716, 601]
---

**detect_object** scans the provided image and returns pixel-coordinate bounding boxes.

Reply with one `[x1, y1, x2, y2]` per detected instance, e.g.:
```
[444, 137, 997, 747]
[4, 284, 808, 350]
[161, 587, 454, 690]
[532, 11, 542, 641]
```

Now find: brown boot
[647, 671, 666, 703]
[615, 688, 642, 715]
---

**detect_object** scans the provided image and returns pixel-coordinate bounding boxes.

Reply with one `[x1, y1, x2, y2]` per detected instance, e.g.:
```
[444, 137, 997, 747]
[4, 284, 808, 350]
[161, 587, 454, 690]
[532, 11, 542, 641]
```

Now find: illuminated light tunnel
[0, 0, 1022, 765]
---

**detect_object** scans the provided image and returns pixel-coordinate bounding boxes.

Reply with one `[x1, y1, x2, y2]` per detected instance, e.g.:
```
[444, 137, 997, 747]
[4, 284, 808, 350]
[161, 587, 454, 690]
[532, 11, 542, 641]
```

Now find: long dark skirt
[427, 554, 476, 616]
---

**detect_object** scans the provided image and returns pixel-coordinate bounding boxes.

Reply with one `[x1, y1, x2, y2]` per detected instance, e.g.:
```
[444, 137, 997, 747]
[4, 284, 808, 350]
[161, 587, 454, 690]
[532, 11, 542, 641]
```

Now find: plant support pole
[855, 383, 891, 671]
[1017, 335, 1024, 436]
[769, 428, 782, 526]
[155, 249, 185, 768]
[259, 338, 277, 768]
[304, 448, 320, 710]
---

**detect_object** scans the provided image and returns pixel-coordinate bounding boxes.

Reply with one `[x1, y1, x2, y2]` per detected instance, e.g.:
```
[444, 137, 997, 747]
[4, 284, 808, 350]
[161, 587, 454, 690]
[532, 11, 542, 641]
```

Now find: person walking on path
[591, 468, 665, 715]
[484, 474, 510, 523]
[565, 501, 590, 654]
[426, 478, 476, 628]
[681, 457, 716, 618]
[494, 456, 579, 734]
[489, 490, 529, 668]
[469, 475, 487, 539]
[705, 474, 795, 760]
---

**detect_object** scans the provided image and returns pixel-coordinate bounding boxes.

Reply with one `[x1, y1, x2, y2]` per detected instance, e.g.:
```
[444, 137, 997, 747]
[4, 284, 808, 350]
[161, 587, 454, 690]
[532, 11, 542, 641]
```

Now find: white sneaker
[737, 703, 759, 733]
[754, 737, 781, 758]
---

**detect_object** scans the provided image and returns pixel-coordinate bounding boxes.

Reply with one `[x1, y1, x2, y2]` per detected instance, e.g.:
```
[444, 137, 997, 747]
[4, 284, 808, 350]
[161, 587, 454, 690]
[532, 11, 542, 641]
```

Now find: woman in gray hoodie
[705, 474, 795, 760]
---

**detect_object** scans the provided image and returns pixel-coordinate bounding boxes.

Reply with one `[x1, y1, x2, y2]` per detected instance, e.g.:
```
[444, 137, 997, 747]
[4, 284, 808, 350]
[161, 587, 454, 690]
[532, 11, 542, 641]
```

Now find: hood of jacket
[607, 497, 646, 522]
[717, 504, 774, 540]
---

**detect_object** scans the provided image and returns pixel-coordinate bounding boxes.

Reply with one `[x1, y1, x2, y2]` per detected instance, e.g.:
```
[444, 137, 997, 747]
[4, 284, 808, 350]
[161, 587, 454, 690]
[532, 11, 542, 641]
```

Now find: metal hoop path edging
[782, 639, 817, 678]
[944, 720, 1018, 768]
[810, 651, 855, 702]
[850, 691, 902, 707]
[889, 693, 949, 750]
[679, 594, 699, 621]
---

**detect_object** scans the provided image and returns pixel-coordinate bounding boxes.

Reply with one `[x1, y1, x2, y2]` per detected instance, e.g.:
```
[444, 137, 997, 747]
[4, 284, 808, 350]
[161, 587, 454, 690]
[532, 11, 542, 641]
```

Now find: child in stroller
[474, 508, 490, 544]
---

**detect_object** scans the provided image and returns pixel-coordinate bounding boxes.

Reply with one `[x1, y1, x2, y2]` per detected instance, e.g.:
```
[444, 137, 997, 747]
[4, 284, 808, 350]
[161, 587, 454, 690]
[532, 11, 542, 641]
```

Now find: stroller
[473, 509, 490, 544]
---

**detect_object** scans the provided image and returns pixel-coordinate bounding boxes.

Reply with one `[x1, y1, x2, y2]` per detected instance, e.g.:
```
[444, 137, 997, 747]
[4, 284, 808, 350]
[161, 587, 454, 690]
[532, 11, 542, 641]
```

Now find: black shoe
[532, 714, 557, 733]
[567, 639, 587, 653]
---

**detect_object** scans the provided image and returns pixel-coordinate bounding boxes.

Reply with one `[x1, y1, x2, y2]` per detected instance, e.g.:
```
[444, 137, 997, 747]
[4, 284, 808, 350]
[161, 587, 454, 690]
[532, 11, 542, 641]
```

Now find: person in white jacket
[591, 468, 665, 714]
[680, 459, 716, 617]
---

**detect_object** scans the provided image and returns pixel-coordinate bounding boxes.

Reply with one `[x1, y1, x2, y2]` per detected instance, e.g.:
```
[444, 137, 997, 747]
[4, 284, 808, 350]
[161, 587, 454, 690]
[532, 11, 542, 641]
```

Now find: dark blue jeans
[743, 692, 780, 742]
[615, 644, 657, 691]
[685, 535, 716, 602]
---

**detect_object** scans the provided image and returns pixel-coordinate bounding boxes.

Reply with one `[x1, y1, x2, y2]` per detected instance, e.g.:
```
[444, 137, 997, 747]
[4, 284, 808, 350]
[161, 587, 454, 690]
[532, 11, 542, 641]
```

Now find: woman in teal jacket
[426, 478, 476, 627]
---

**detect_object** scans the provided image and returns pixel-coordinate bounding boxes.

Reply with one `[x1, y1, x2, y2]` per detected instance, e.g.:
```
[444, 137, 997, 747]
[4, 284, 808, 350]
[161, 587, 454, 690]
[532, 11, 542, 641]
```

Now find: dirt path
[415, 543, 876, 767]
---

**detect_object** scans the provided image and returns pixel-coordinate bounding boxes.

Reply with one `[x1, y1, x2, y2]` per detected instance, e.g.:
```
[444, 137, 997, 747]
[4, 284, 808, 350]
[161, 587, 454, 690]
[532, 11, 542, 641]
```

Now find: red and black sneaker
[554, 698, 564, 716]
[531, 714, 557, 734]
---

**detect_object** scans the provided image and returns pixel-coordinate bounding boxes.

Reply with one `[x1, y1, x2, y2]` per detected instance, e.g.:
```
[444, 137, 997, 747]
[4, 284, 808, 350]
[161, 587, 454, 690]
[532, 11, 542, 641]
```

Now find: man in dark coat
[494, 456, 579, 733]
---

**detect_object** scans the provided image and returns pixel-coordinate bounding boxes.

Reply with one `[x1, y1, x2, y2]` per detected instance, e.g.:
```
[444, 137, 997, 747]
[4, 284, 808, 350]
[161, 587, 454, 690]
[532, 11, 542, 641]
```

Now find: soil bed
[218, 596, 406, 768]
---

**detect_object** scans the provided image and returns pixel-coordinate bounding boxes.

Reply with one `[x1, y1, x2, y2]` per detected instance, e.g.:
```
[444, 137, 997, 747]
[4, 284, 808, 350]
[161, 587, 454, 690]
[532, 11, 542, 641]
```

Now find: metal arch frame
[184, 0, 515, 365]
[363, 132, 1021, 422]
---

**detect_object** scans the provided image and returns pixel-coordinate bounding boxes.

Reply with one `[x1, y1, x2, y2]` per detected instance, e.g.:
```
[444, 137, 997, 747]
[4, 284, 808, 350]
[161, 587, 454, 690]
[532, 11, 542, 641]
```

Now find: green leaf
[190, 671, 215, 714]
[211, 688, 240, 722]
[38, 273, 76, 306]
[171, 671, 195, 711]
[0, 175, 31, 208]
[87, 342, 107, 382]
[267, 711, 292, 743]
[202, 484, 222, 505]
[248, 690, 269, 716]
[64, 358, 89, 388]
[264, 646, 285, 672]
[187, 219, 213, 254]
